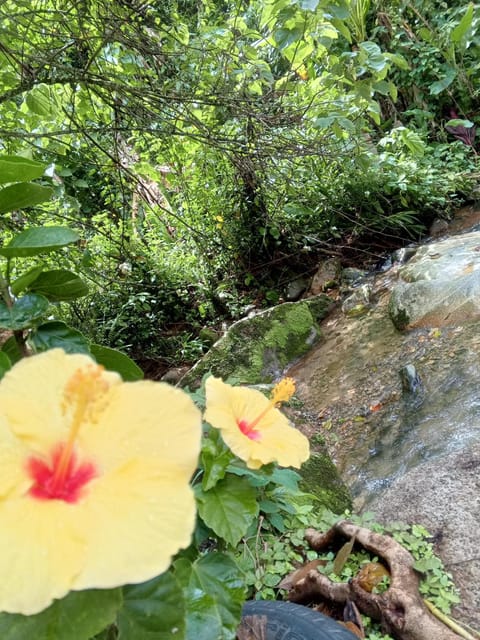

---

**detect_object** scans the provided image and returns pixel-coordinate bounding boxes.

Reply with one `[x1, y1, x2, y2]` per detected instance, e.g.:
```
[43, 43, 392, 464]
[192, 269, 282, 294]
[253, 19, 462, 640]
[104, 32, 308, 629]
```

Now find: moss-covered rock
[180, 295, 333, 388]
[298, 451, 352, 514]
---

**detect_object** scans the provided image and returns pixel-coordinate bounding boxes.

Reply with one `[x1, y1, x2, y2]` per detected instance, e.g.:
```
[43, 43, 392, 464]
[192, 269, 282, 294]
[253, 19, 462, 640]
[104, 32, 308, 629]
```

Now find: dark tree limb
[284, 520, 463, 640]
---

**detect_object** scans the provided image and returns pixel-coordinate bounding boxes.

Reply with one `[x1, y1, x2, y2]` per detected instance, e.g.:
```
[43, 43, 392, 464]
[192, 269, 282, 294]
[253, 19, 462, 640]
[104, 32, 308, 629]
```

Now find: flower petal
[71, 459, 197, 589]
[78, 381, 201, 474]
[0, 349, 121, 451]
[204, 377, 309, 469]
[0, 498, 86, 614]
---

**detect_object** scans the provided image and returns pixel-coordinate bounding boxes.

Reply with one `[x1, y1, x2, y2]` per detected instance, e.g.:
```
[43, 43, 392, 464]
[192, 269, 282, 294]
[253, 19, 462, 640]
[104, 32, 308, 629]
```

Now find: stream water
[289, 263, 480, 508]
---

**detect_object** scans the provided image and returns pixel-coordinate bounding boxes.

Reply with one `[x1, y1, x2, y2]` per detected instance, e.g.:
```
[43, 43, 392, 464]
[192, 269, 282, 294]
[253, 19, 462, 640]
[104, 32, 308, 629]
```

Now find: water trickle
[289, 273, 480, 508]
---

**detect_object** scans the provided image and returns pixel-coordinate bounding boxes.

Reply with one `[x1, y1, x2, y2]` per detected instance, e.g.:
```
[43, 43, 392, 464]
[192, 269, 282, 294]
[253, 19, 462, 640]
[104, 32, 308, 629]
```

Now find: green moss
[180, 295, 332, 388]
[298, 451, 352, 514]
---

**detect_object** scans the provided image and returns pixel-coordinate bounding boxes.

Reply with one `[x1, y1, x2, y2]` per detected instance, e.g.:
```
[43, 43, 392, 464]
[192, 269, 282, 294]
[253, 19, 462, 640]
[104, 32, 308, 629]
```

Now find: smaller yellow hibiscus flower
[204, 376, 309, 469]
[0, 349, 201, 615]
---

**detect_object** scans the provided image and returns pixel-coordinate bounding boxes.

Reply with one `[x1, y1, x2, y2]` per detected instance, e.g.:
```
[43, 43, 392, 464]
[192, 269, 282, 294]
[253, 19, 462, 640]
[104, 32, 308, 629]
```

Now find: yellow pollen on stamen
[243, 378, 296, 432]
[51, 364, 109, 491]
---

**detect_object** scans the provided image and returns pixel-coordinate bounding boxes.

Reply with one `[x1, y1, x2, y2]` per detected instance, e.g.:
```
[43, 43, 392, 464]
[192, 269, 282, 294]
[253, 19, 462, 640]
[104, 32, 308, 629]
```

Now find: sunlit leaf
[0, 156, 46, 184]
[0, 227, 79, 257]
[0, 183, 53, 215]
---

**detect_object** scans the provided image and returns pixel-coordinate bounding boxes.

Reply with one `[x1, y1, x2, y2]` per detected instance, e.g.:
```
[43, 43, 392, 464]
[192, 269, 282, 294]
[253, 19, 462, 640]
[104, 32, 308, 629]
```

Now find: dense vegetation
[0, 3, 476, 639]
[0, 0, 478, 369]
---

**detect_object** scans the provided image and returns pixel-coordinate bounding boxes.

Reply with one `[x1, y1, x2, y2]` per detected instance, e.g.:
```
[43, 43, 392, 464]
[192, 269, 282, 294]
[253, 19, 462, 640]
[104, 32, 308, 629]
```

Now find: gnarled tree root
[285, 520, 462, 640]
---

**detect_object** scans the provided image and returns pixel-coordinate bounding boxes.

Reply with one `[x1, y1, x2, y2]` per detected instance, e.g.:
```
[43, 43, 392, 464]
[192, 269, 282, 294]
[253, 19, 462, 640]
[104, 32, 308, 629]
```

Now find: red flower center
[27, 444, 97, 503]
[237, 419, 262, 441]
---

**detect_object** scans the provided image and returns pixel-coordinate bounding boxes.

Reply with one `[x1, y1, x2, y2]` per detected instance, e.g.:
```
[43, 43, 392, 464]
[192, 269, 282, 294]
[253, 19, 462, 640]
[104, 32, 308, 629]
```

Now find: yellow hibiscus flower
[204, 376, 309, 469]
[0, 349, 201, 615]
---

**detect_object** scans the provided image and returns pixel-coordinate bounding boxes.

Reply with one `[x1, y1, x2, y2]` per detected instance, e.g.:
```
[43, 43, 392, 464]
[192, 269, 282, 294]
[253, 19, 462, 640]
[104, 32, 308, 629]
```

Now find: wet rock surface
[288, 206, 480, 628]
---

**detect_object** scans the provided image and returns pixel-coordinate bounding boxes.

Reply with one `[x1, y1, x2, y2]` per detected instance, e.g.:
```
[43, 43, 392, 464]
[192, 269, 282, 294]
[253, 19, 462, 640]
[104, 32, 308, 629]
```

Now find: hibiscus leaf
[0, 352, 11, 380]
[0, 183, 53, 215]
[116, 572, 185, 639]
[31, 321, 91, 354]
[0, 589, 122, 640]
[27, 269, 89, 301]
[89, 344, 144, 381]
[0, 226, 79, 257]
[195, 475, 259, 547]
[0, 293, 49, 329]
[174, 552, 245, 640]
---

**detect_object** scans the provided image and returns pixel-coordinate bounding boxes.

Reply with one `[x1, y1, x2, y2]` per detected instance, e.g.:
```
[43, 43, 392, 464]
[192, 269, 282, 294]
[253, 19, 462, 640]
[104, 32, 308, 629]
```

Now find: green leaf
[28, 269, 89, 301]
[174, 553, 245, 640]
[0, 156, 46, 184]
[90, 344, 144, 381]
[25, 84, 56, 117]
[31, 321, 91, 354]
[429, 67, 457, 95]
[200, 433, 234, 491]
[195, 475, 258, 547]
[451, 3, 474, 44]
[0, 294, 49, 330]
[0, 588, 122, 640]
[0, 352, 11, 380]
[299, 0, 319, 11]
[0, 183, 53, 215]
[10, 266, 44, 296]
[1, 336, 23, 365]
[0, 227, 79, 257]
[117, 572, 185, 640]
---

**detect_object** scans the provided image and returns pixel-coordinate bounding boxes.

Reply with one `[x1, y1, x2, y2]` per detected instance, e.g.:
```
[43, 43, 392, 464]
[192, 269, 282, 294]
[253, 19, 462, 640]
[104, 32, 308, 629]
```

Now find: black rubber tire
[240, 600, 359, 640]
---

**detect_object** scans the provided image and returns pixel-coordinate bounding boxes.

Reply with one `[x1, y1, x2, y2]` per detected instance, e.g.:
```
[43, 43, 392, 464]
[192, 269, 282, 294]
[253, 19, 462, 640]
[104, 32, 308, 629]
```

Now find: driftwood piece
[285, 520, 462, 640]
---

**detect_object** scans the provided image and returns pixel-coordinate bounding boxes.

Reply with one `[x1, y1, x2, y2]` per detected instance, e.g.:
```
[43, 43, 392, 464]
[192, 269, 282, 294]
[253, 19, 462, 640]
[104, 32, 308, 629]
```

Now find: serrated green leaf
[0, 156, 46, 184]
[0, 352, 11, 380]
[200, 436, 234, 491]
[28, 269, 89, 301]
[174, 553, 245, 640]
[0, 226, 79, 257]
[0, 588, 122, 640]
[31, 321, 90, 354]
[10, 266, 44, 296]
[195, 475, 258, 547]
[90, 344, 144, 381]
[0, 293, 49, 330]
[0, 183, 53, 215]
[117, 572, 185, 640]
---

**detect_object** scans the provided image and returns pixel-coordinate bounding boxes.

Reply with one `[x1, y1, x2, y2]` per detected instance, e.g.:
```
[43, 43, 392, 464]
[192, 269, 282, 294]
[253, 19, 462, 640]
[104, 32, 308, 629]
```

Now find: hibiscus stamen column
[28, 363, 109, 503]
[49, 365, 108, 497]
[237, 378, 296, 440]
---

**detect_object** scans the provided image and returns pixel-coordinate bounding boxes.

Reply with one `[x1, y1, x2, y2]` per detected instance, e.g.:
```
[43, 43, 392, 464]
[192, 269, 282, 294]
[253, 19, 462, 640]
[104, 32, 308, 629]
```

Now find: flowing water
[289, 271, 480, 508]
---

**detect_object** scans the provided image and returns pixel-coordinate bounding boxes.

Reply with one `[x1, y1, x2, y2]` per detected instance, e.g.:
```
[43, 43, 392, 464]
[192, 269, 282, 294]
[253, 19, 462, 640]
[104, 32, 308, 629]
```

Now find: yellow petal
[78, 381, 201, 474]
[71, 459, 197, 589]
[0, 498, 85, 614]
[0, 350, 121, 451]
[204, 377, 309, 469]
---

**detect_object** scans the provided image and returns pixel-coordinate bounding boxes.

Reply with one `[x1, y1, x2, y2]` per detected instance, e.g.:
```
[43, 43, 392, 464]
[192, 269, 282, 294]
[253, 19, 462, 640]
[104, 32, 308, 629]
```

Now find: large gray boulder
[389, 232, 480, 329]
[368, 444, 480, 628]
